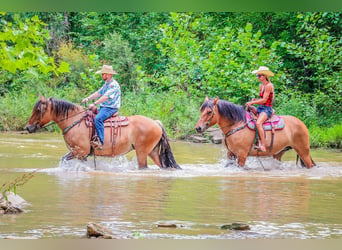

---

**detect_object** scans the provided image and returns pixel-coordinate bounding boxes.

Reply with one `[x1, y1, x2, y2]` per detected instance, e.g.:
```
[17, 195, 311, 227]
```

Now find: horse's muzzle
[196, 125, 206, 133]
[25, 124, 37, 133]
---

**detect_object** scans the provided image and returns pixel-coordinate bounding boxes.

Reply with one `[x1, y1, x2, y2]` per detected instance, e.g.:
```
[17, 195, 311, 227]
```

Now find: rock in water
[221, 222, 250, 231]
[0, 192, 29, 214]
[87, 222, 117, 239]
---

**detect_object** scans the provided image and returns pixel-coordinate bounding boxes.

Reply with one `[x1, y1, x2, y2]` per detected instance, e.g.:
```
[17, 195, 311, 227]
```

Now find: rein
[39, 109, 88, 131]
[224, 123, 248, 138]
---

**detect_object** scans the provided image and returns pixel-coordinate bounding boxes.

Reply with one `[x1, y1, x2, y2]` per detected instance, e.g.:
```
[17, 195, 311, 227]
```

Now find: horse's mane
[201, 99, 246, 123]
[35, 97, 80, 118]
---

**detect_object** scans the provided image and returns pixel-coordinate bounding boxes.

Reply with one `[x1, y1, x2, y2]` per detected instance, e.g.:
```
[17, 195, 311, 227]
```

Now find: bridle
[34, 98, 50, 130]
[205, 106, 216, 128]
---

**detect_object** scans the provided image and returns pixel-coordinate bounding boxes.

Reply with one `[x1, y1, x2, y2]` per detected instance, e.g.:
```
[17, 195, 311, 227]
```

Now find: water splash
[24, 155, 340, 180]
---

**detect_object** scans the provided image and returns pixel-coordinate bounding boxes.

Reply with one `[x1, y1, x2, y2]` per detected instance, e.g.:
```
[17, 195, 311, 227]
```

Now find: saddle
[246, 112, 285, 131]
[245, 111, 285, 153]
[103, 114, 129, 127]
[85, 110, 129, 152]
[85, 111, 129, 128]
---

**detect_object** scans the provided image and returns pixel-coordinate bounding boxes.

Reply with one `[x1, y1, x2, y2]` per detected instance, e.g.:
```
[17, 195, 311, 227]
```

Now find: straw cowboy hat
[95, 65, 118, 75]
[252, 66, 274, 76]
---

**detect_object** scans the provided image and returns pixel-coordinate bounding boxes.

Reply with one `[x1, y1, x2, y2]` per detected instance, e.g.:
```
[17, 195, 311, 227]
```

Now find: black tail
[158, 126, 181, 169]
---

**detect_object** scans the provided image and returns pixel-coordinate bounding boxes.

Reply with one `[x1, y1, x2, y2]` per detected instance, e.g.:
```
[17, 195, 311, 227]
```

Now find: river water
[0, 132, 341, 239]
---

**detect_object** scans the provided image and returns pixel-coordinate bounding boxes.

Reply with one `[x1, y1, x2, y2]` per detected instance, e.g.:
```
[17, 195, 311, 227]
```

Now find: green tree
[100, 32, 138, 92]
[281, 12, 342, 121]
[0, 13, 69, 95]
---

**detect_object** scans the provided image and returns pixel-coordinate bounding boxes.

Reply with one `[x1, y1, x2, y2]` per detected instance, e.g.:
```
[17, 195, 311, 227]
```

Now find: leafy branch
[0, 170, 36, 202]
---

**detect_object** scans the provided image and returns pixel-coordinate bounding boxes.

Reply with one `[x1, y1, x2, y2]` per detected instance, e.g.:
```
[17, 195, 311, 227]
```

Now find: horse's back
[126, 115, 163, 134]
[279, 115, 310, 138]
[281, 115, 308, 128]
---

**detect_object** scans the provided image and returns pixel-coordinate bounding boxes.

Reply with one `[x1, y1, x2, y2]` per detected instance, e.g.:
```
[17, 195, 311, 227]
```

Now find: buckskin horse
[25, 96, 181, 170]
[195, 97, 315, 168]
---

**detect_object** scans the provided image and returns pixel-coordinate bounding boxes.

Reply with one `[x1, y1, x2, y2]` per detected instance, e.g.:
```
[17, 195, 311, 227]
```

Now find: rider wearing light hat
[245, 66, 275, 152]
[82, 65, 121, 149]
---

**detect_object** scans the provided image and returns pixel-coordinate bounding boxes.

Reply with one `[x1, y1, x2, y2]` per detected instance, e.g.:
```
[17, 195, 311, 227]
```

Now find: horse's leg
[148, 147, 162, 168]
[135, 148, 149, 169]
[292, 145, 315, 168]
[237, 154, 248, 167]
[61, 151, 74, 162]
[290, 126, 315, 169]
[273, 146, 292, 161]
[273, 150, 286, 161]
[224, 151, 236, 167]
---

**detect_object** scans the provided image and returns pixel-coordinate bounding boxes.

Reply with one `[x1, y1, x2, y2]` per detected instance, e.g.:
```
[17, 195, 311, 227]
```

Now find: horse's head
[25, 95, 52, 133]
[195, 96, 219, 133]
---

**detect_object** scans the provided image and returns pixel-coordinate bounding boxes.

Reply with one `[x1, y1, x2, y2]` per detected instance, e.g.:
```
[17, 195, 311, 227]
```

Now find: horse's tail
[155, 120, 181, 169]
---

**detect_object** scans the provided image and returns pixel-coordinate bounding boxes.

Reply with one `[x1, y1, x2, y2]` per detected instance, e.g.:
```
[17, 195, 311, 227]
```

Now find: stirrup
[90, 136, 103, 150]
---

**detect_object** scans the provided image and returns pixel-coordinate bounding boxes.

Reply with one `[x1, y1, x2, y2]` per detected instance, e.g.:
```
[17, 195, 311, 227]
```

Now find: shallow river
[0, 132, 342, 239]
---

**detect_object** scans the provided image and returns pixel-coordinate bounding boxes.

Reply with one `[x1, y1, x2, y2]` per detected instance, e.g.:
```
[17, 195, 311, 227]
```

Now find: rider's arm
[82, 92, 101, 103]
[246, 84, 273, 106]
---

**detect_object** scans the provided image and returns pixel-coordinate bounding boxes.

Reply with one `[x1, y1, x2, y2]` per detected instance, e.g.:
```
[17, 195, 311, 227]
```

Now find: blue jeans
[95, 107, 118, 145]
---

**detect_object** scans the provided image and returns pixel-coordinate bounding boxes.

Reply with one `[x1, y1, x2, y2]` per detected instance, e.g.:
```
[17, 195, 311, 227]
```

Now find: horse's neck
[217, 117, 243, 135]
[54, 107, 85, 130]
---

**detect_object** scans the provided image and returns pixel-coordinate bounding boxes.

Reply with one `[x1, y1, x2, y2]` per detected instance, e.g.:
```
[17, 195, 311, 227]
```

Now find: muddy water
[0, 132, 342, 239]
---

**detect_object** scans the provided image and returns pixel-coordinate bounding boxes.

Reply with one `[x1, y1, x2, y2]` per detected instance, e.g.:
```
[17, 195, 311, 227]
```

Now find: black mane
[35, 98, 79, 118]
[201, 99, 246, 123]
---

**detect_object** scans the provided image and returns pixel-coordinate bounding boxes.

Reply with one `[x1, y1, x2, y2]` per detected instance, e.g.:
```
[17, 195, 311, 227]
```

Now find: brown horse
[195, 97, 315, 168]
[25, 96, 181, 170]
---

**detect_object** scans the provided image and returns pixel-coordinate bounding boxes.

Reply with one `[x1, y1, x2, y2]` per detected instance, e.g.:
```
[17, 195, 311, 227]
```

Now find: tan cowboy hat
[252, 66, 274, 76]
[95, 65, 118, 75]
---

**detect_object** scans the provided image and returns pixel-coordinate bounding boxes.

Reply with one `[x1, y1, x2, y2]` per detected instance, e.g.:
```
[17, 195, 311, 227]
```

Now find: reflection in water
[0, 132, 342, 239]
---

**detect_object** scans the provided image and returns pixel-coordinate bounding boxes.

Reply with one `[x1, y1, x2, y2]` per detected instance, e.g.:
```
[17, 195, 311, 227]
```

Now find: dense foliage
[0, 12, 341, 148]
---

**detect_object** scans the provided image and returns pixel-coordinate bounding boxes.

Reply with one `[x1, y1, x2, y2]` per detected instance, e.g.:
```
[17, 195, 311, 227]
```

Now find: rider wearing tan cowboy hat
[82, 65, 121, 150]
[245, 66, 275, 152]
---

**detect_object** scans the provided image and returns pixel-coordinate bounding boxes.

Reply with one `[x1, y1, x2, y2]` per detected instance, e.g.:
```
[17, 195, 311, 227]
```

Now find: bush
[0, 82, 87, 131]
[309, 123, 342, 148]
[275, 92, 319, 128]
[121, 89, 201, 138]
[55, 42, 101, 92]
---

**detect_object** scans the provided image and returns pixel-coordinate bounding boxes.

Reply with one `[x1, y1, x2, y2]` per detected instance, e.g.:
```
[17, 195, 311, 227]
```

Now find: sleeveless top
[259, 82, 274, 107]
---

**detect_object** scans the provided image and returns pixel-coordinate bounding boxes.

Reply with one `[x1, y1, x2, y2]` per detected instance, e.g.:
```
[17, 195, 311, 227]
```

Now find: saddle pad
[104, 116, 129, 127]
[246, 112, 285, 131]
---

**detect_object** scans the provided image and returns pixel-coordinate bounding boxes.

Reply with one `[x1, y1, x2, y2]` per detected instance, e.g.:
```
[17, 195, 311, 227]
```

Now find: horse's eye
[207, 110, 212, 115]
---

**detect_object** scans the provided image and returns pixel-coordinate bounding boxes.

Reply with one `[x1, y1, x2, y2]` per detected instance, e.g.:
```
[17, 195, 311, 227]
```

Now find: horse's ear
[205, 96, 209, 101]
[213, 97, 219, 105]
[39, 95, 46, 104]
